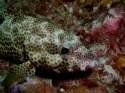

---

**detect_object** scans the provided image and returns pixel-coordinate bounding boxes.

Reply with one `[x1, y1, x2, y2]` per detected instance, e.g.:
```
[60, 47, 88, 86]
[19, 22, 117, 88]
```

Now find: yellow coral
[100, 0, 112, 6]
[112, 54, 125, 73]
[76, 0, 98, 6]
[52, 0, 63, 7]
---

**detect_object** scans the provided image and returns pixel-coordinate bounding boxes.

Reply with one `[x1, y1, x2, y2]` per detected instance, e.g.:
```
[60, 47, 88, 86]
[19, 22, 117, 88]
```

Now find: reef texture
[0, 0, 125, 93]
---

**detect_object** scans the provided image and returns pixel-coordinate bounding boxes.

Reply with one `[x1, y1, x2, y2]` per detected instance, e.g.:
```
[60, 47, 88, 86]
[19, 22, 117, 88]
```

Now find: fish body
[0, 15, 98, 87]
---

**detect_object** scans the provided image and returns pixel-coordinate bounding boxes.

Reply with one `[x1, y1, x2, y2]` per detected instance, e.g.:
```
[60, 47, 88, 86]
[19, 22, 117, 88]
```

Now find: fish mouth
[35, 66, 92, 80]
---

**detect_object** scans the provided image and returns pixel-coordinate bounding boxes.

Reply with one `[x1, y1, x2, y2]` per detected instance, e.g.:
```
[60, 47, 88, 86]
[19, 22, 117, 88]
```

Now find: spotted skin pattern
[0, 15, 83, 87]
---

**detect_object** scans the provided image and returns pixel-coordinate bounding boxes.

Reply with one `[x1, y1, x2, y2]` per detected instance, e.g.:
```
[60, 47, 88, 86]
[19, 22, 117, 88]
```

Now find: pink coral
[103, 16, 122, 33]
[78, 5, 125, 56]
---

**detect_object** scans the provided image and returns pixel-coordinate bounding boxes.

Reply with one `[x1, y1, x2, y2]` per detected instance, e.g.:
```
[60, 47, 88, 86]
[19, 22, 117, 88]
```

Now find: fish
[0, 15, 98, 88]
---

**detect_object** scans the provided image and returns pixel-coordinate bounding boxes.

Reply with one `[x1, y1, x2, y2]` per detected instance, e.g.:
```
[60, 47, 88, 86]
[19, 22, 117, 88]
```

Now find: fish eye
[61, 47, 69, 54]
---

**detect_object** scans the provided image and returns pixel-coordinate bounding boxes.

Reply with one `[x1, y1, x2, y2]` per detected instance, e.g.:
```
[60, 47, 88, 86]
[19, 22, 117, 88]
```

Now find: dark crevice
[35, 67, 92, 80]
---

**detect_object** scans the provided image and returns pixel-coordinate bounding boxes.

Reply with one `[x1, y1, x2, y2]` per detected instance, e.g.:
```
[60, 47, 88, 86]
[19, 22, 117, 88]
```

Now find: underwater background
[0, 0, 125, 93]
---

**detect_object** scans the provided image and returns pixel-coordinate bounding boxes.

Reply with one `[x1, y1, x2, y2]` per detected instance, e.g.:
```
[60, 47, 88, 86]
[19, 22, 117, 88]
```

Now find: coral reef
[9, 77, 56, 93]
[0, 0, 125, 93]
[53, 77, 109, 93]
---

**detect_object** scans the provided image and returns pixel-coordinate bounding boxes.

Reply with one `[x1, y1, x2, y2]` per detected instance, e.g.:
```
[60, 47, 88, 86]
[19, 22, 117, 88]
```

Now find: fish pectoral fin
[2, 72, 24, 89]
[2, 61, 36, 88]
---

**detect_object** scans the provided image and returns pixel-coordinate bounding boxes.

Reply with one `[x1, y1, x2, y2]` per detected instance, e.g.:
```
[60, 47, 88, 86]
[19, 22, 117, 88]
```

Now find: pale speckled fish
[0, 15, 98, 87]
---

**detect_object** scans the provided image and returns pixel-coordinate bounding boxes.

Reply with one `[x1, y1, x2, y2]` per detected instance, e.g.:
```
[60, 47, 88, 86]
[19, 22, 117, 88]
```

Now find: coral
[77, 4, 125, 56]
[112, 54, 125, 81]
[9, 77, 57, 93]
[115, 85, 125, 93]
[0, 0, 125, 93]
[53, 78, 108, 93]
